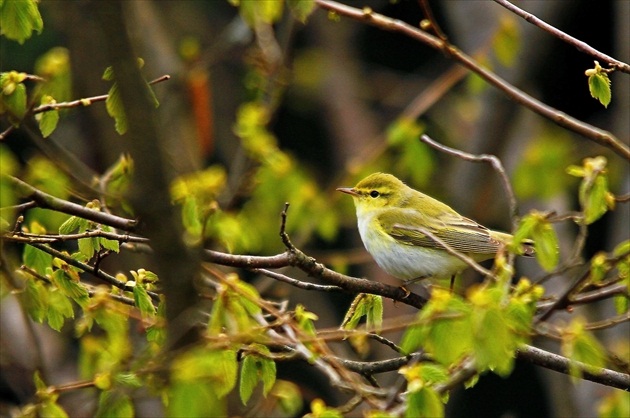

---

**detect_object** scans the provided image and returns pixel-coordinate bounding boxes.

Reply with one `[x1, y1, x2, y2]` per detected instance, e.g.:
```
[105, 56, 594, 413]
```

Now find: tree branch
[420, 134, 519, 225]
[5, 176, 137, 231]
[493, 0, 630, 73]
[314, 0, 629, 160]
[517, 345, 630, 391]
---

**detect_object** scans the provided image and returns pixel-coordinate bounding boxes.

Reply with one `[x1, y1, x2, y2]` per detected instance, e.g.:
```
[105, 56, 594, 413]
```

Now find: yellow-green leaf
[406, 388, 444, 418]
[0, 0, 43, 44]
[52, 269, 89, 308]
[493, 15, 520, 67]
[586, 63, 611, 108]
[133, 285, 155, 318]
[105, 83, 127, 135]
[95, 390, 133, 418]
[532, 218, 559, 271]
[23, 245, 53, 276]
[561, 317, 607, 379]
[287, 0, 315, 23]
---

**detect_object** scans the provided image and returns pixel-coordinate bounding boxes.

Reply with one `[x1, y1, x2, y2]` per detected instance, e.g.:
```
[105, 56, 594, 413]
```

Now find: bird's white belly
[357, 214, 467, 280]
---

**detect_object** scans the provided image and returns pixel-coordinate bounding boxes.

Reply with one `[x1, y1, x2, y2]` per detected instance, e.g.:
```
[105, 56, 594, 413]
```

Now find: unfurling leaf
[585, 61, 611, 108]
[35, 95, 59, 137]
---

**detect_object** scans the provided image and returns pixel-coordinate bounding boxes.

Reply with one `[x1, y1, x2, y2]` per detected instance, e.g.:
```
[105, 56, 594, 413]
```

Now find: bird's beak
[336, 187, 359, 196]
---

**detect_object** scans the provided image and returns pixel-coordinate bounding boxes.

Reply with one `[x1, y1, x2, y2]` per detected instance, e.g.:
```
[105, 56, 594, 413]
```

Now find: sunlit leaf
[52, 269, 89, 308]
[287, 0, 315, 23]
[40, 401, 69, 418]
[133, 285, 155, 318]
[493, 15, 520, 67]
[168, 381, 225, 418]
[46, 288, 74, 331]
[35, 95, 59, 137]
[23, 245, 53, 276]
[561, 317, 607, 379]
[0, 0, 43, 44]
[105, 83, 127, 135]
[586, 61, 611, 108]
[406, 388, 444, 418]
[95, 390, 134, 418]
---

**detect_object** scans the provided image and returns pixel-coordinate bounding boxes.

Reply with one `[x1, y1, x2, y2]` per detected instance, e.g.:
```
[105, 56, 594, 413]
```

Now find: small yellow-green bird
[337, 172, 534, 284]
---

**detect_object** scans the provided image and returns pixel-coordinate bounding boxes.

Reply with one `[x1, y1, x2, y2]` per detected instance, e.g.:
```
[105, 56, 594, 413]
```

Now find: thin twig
[420, 134, 519, 226]
[253, 268, 344, 292]
[4, 230, 149, 244]
[32, 75, 171, 114]
[314, 0, 629, 160]
[493, 0, 630, 73]
[5, 176, 137, 231]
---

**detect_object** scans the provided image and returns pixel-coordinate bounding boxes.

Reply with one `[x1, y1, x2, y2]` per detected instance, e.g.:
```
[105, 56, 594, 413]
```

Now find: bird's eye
[369, 190, 380, 198]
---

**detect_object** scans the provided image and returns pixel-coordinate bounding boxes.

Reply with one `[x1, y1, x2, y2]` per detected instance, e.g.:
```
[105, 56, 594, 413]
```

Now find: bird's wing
[381, 210, 502, 255]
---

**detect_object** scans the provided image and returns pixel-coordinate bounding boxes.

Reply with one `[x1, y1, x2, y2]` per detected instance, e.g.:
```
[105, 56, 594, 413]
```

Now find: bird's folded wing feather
[381, 210, 502, 255]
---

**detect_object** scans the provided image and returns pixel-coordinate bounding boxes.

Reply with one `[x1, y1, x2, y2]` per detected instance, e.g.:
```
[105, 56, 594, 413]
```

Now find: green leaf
[240, 354, 258, 405]
[58, 215, 85, 234]
[472, 306, 515, 376]
[95, 390, 134, 418]
[105, 83, 127, 135]
[102, 66, 115, 81]
[287, 0, 315, 23]
[587, 65, 611, 108]
[23, 279, 48, 323]
[386, 118, 424, 146]
[583, 174, 610, 224]
[23, 245, 53, 276]
[406, 388, 444, 418]
[1, 78, 27, 119]
[34, 370, 47, 391]
[269, 380, 303, 416]
[561, 317, 607, 379]
[51, 269, 89, 308]
[46, 288, 74, 331]
[99, 236, 120, 253]
[169, 382, 225, 418]
[114, 372, 142, 389]
[78, 237, 98, 259]
[532, 218, 559, 272]
[172, 348, 238, 399]
[0, 0, 43, 44]
[132, 285, 155, 318]
[598, 390, 630, 418]
[239, 346, 277, 404]
[40, 400, 69, 418]
[493, 16, 520, 67]
[401, 290, 473, 365]
[182, 195, 203, 241]
[35, 95, 60, 138]
[237, 0, 284, 28]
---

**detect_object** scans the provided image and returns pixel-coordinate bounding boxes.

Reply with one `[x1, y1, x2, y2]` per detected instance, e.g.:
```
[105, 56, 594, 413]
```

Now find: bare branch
[4, 230, 149, 244]
[5, 176, 137, 231]
[314, 0, 629, 160]
[32, 75, 171, 114]
[420, 134, 519, 225]
[253, 268, 344, 292]
[517, 345, 630, 391]
[493, 0, 630, 73]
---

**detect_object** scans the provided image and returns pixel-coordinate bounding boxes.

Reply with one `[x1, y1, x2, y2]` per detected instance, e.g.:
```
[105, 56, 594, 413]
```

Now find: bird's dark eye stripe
[370, 190, 380, 198]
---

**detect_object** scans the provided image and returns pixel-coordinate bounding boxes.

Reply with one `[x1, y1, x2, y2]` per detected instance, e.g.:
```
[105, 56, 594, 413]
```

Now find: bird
[337, 172, 534, 286]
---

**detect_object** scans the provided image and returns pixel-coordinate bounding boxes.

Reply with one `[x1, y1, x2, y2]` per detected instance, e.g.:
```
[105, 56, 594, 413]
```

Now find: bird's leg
[449, 275, 455, 293]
